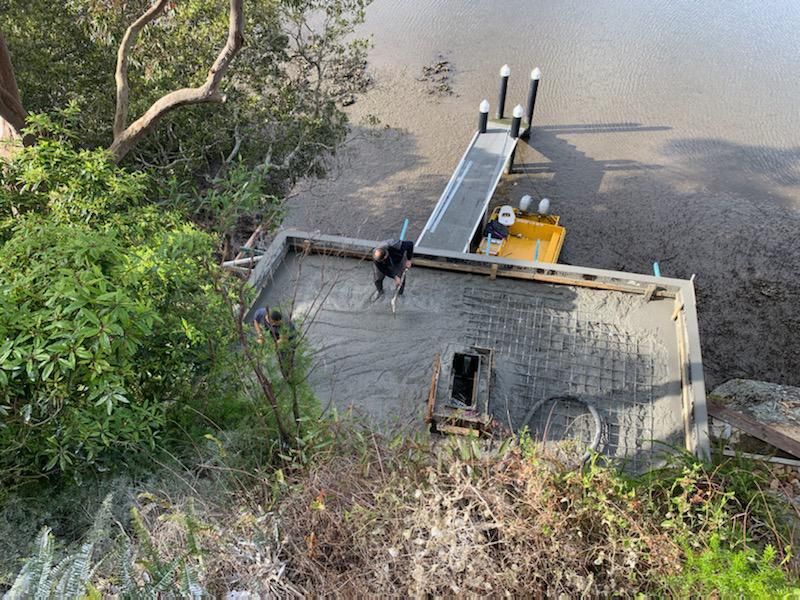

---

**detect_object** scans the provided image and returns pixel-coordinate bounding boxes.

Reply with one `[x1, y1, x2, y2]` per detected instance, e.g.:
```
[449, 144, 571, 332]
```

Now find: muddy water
[286, 1, 800, 388]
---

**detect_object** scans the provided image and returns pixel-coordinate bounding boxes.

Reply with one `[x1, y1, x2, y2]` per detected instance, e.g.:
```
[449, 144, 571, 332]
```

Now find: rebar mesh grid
[462, 287, 662, 471]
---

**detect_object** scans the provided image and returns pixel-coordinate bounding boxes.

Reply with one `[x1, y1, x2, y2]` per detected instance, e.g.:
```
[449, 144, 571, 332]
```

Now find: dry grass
[118, 494, 303, 597]
[122, 428, 798, 598]
[274, 435, 683, 597]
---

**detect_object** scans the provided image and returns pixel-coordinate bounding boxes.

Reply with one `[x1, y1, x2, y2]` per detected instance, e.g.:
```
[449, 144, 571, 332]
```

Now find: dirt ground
[284, 63, 800, 391]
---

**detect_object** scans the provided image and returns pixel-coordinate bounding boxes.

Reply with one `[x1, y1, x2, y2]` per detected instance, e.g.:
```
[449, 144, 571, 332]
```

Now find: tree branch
[113, 0, 171, 138]
[108, 0, 245, 162]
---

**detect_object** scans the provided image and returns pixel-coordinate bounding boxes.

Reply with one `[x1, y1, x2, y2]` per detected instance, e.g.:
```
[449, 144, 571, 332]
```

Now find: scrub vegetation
[3, 428, 799, 597]
[0, 0, 798, 597]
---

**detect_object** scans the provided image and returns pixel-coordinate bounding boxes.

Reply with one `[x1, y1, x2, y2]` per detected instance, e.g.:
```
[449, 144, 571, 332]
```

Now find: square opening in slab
[450, 352, 480, 408]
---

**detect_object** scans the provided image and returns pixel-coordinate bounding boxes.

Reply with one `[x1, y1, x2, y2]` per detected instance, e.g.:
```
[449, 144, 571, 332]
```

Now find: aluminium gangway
[416, 121, 519, 254]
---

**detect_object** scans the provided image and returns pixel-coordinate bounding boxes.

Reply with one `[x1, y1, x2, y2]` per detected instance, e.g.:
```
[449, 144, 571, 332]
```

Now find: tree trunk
[0, 32, 26, 158]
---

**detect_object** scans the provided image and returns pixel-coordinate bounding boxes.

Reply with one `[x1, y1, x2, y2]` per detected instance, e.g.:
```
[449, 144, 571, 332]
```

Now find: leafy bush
[0, 107, 145, 240]
[0, 134, 237, 483]
[669, 535, 799, 599]
[0, 220, 162, 474]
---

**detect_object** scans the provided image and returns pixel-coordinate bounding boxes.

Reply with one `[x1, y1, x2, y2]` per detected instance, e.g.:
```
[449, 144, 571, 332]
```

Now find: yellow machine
[476, 204, 566, 263]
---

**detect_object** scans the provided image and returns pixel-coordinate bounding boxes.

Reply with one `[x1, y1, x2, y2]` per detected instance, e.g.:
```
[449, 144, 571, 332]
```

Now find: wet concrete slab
[254, 249, 691, 471]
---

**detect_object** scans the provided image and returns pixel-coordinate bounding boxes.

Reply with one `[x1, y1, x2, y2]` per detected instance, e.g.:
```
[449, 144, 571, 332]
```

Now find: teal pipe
[399, 218, 409, 241]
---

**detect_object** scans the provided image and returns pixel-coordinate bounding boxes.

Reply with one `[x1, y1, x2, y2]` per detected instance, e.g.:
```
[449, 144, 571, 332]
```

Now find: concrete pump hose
[520, 395, 604, 465]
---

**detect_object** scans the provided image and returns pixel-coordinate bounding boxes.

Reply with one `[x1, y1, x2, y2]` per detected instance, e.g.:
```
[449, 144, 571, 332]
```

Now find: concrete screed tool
[390, 268, 408, 316]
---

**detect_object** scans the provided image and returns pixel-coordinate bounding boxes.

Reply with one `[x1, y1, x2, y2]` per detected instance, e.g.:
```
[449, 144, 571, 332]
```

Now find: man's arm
[252, 307, 268, 343]
[373, 261, 385, 292]
[400, 240, 414, 269]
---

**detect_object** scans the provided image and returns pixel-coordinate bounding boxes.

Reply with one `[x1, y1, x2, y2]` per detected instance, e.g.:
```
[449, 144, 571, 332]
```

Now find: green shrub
[0, 220, 161, 474]
[0, 134, 237, 483]
[0, 106, 148, 238]
[670, 534, 799, 598]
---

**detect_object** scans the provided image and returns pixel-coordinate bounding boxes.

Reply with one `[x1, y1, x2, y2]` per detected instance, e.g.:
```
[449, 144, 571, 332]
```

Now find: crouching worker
[372, 239, 413, 296]
[253, 307, 296, 343]
[253, 307, 298, 370]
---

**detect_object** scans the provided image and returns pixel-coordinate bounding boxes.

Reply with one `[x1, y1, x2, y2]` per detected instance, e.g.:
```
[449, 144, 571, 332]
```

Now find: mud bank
[284, 61, 800, 390]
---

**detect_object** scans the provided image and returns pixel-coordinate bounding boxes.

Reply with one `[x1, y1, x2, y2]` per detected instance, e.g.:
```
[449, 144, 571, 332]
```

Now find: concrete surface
[254, 249, 689, 471]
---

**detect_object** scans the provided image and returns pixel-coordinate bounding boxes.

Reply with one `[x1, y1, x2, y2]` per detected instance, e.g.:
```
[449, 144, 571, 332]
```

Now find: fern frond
[4, 560, 34, 600]
[33, 527, 55, 600]
[151, 556, 183, 593]
[4, 527, 56, 600]
[53, 495, 113, 600]
[117, 533, 135, 593]
[130, 507, 162, 568]
[88, 493, 114, 545]
[51, 551, 78, 599]
[184, 499, 202, 559]
[179, 562, 205, 599]
[60, 542, 94, 599]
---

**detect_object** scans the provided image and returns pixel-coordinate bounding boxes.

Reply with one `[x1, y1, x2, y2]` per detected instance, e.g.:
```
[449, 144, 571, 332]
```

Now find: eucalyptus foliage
[1, 0, 371, 196]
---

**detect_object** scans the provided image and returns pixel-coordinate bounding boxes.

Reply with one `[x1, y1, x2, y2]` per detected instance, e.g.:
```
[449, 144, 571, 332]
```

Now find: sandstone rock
[710, 379, 800, 425]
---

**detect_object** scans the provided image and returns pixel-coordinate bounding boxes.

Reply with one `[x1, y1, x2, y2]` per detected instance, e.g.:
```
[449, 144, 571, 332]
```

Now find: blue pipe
[399, 218, 409, 241]
[486, 233, 492, 256]
[534, 239, 540, 262]
[653, 262, 661, 277]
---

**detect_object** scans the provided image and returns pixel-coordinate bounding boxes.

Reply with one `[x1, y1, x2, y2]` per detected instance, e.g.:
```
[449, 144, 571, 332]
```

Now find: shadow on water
[497, 123, 800, 389]
[662, 137, 800, 197]
[536, 124, 672, 134]
[502, 122, 670, 210]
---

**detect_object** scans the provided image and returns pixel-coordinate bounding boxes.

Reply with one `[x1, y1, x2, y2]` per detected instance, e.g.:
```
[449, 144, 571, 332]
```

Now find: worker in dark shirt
[253, 307, 298, 375]
[253, 307, 296, 345]
[484, 219, 509, 240]
[372, 239, 413, 296]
